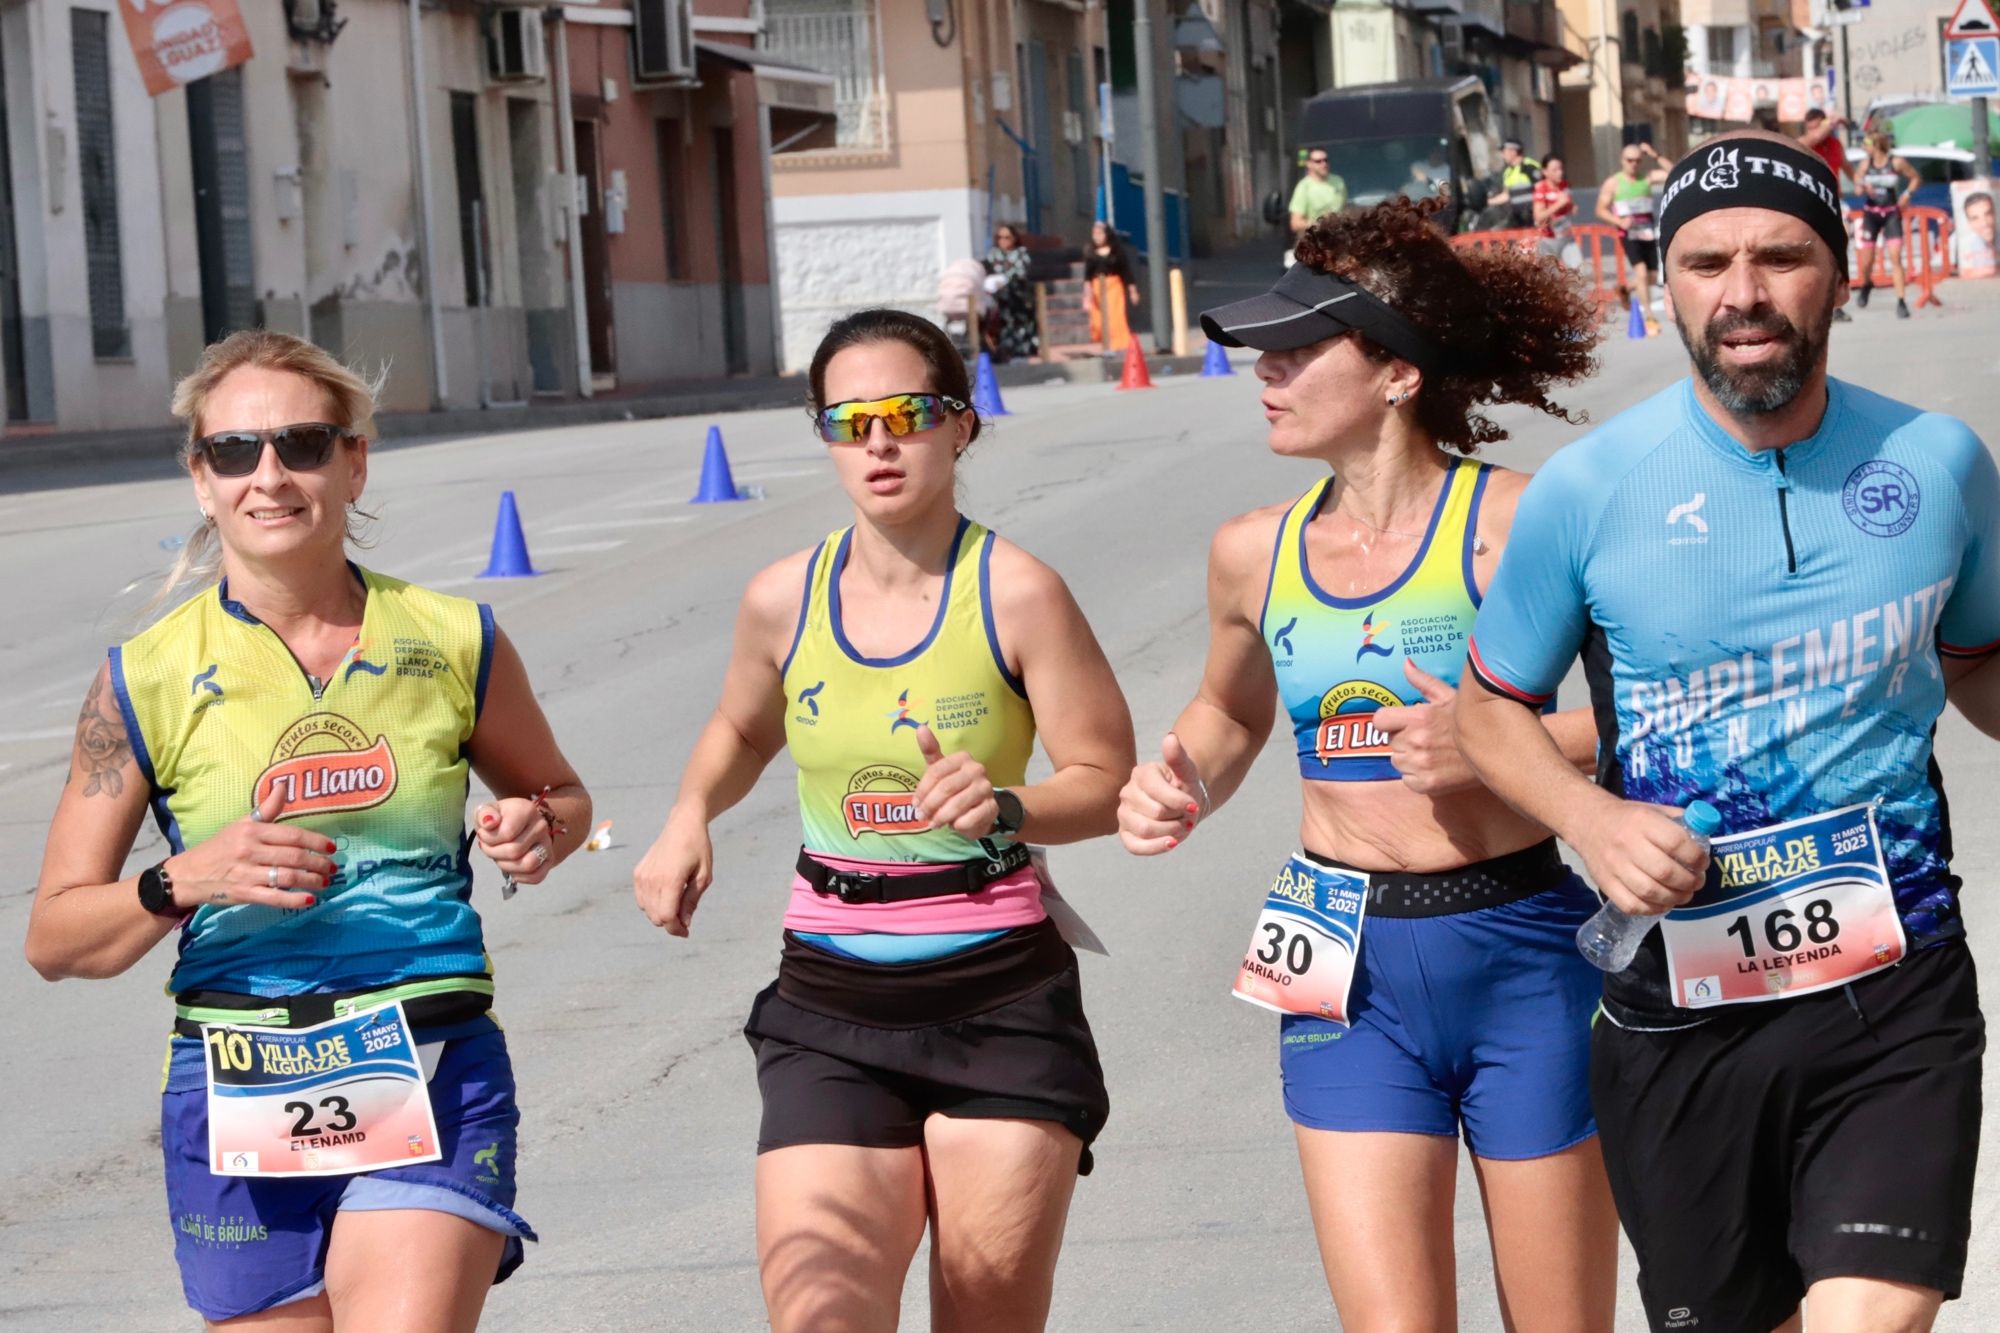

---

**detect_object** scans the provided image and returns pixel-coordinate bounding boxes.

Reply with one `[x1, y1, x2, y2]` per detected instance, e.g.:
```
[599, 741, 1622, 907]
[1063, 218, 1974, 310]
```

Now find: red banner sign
[118, 0, 254, 97]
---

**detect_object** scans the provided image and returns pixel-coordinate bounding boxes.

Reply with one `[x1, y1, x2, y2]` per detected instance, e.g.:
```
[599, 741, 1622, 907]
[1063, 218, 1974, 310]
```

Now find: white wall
[28, 0, 175, 431]
[1835, 1, 1951, 110]
[774, 186, 1023, 372]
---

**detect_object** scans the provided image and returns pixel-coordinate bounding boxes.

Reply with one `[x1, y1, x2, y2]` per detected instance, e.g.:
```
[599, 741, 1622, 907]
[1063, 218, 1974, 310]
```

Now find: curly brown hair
[1291, 195, 1599, 452]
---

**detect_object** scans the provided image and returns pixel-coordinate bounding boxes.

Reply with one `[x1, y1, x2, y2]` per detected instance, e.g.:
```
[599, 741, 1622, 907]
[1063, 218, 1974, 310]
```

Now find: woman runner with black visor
[1119, 196, 1617, 1329]
[634, 309, 1134, 1331]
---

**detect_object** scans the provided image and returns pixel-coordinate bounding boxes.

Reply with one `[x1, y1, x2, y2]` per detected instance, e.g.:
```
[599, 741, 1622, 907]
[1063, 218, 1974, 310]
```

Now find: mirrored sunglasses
[816, 393, 966, 445]
[196, 423, 353, 477]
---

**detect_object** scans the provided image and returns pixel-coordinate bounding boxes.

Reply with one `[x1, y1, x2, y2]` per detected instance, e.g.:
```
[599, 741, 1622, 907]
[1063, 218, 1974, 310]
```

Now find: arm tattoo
[76, 672, 133, 798]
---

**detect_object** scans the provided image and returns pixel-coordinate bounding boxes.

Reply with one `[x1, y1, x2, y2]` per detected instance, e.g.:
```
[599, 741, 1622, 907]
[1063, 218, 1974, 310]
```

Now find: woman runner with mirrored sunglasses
[636, 308, 1134, 1332]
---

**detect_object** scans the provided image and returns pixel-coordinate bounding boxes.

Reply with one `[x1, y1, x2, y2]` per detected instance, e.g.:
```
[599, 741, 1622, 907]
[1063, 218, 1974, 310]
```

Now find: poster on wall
[117, 0, 254, 97]
[1689, 76, 1728, 119]
[1723, 80, 1756, 124]
[1952, 179, 1998, 278]
[1685, 74, 1819, 126]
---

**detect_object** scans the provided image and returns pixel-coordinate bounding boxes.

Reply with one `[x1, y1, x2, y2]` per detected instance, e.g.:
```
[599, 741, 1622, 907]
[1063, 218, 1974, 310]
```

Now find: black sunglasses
[195, 423, 354, 477]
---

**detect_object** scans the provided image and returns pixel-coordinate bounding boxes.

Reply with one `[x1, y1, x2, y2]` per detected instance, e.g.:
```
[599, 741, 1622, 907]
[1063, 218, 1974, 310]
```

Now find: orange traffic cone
[1117, 338, 1154, 390]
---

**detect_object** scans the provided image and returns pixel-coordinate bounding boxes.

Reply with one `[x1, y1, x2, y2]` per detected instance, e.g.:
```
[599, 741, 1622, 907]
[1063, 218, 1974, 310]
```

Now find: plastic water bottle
[1576, 800, 1723, 973]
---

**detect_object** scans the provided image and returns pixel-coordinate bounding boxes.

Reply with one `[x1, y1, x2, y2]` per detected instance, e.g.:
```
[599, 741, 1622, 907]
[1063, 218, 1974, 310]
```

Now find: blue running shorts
[160, 1019, 536, 1322]
[1278, 874, 1602, 1160]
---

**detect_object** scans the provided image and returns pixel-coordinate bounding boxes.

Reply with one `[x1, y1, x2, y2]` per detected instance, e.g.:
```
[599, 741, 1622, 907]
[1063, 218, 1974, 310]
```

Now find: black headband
[1200, 264, 1448, 374]
[1657, 139, 1850, 277]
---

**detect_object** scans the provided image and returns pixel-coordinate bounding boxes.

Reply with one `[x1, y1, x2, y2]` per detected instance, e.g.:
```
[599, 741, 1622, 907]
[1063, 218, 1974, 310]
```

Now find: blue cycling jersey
[1468, 377, 2000, 1021]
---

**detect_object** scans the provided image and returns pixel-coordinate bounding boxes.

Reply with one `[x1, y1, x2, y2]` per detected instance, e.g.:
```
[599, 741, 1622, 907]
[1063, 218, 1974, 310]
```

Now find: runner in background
[634, 309, 1133, 1333]
[1458, 129, 1995, 1333]
[1534, 156, 1579, 255]
[24, 330, 591, 1330]
[1853, 131, 1921, 318]
[1123, 196, 1616, 1331]
[1596, 143, 1670, 336]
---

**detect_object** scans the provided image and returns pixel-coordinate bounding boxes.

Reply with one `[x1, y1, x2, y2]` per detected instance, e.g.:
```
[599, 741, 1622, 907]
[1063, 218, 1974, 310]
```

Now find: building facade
[0, 0, 827, 435]
[766, 0, 1103, 373]
[1557, 0, 1691, 184]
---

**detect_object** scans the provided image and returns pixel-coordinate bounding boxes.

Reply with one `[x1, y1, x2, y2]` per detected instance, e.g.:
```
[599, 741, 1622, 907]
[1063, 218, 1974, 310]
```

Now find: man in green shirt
[1288, 148, 1348, 232]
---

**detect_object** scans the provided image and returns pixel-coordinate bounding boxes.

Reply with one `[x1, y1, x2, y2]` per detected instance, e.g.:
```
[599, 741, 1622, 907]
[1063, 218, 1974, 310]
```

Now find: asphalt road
[3, 290, 1999, 1330]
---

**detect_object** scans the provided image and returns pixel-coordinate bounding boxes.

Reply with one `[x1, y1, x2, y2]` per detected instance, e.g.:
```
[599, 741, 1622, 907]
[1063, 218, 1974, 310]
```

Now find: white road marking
[451, 540, 627, 564]
[0, 726, 79, 743]
[542, 516, 696, 534]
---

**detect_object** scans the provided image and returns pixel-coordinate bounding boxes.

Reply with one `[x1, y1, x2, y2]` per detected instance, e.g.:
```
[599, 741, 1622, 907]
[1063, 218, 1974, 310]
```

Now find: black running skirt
[743, 919, 1111, 1174]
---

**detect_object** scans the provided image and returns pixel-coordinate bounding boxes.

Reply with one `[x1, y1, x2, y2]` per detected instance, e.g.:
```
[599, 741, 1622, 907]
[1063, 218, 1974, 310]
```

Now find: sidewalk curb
[0, 352, 1214, 482]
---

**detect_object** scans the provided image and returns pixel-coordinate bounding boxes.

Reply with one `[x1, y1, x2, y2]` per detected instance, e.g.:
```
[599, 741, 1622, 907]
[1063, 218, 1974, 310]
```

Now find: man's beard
[1678, 292, 1834, 416]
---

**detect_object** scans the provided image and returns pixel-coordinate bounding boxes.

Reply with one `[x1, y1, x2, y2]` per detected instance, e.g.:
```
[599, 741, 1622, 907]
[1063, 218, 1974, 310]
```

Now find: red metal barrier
[1907, 206, 1952, 308]
[1570, 224, 1630, 319]
[1449, 228, 1543, 255]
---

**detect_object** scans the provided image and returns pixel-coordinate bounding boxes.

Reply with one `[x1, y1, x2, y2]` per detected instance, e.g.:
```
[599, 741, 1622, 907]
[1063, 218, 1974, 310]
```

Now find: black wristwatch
[137, 861, 183, 917]
[991, 788, 1026, 837]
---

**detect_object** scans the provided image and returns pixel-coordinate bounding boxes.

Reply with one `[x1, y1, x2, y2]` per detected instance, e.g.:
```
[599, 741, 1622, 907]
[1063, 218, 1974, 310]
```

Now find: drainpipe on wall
[406, 0, 449, 408]
[553, 14, 594, 398]
[751, 0, 785, 375]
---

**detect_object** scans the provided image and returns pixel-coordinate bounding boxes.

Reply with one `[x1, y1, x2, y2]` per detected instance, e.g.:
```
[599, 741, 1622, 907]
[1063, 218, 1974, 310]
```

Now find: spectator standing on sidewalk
[1083, 221, 1141, 352]
[1800, 109, 1857, 322]
[985, 224, 1040, 363]
[1498, 141, 1544, 229]
[1289, 149, 1348, 234]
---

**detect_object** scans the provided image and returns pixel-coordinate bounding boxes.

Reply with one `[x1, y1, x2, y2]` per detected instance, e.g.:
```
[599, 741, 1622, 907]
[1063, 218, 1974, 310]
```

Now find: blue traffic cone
[1627, 297, 1648, 339]
[1200, 340, 1235, 377]
[477, 490, 541, 578]
[971, 351, 1010, 417]
[690, 424, 745, 503]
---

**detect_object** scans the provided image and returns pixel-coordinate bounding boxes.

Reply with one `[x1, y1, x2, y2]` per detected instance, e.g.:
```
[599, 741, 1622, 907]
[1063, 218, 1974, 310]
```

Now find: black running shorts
[744, 919, 1111, 1173]
[1592, 939, 1984, 1332]
[1859, 209, 1905, 247]
[1622, 234, 1659, 272]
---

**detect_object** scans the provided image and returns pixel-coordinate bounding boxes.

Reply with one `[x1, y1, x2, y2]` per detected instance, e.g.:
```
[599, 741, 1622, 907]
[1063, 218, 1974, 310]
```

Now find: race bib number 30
[1231, 856, 1368, 1024]
[205, 1002, 442, 1177]
[1660, 804, 1906, 1010]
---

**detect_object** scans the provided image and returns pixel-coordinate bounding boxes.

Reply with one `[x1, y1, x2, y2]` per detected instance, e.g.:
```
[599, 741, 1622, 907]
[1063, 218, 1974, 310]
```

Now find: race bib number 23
[1660, 803, 1905, 1010]
[1231, 856, 1368, 1024]
[204, 1001, 442, 1177]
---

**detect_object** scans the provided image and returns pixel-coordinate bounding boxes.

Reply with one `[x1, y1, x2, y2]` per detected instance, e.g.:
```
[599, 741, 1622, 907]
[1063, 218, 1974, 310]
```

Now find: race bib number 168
[1660, 803, 1905, 1010]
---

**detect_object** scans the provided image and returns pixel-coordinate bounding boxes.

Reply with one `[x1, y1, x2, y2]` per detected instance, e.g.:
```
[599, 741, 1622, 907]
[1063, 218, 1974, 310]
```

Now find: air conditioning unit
[633, 0, 696, 85]
[487, 7, 546, 83]
[1440, 19, 1466, 71]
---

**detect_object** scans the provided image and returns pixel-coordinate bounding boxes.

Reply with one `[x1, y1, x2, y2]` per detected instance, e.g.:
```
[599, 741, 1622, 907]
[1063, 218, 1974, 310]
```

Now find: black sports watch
[991, 788, 1026, 838]
[137, 861, 183, 917]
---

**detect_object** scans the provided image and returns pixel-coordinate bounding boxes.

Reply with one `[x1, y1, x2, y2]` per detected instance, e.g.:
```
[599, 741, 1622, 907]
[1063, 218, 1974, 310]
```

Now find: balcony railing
[765, 1, 889, 152]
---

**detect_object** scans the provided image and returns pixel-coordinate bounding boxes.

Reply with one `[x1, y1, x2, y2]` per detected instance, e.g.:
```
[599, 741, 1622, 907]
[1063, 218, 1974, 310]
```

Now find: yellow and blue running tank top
[782, 516, 1035, 862]
[1262, 457, 1491, 781]
[110, 566, 494, 996]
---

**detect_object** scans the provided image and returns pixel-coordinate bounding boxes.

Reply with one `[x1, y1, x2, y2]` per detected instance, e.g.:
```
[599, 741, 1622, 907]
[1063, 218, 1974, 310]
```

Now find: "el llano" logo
[253, 713, 399, 818]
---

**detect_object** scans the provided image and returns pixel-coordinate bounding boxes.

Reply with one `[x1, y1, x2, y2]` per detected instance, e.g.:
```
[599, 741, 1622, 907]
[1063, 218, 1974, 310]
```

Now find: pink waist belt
[784, 848, 1047, 936]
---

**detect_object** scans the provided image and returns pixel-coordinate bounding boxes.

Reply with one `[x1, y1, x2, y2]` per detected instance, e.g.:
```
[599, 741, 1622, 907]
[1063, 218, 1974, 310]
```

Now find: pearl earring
[200, 508, 212, 523]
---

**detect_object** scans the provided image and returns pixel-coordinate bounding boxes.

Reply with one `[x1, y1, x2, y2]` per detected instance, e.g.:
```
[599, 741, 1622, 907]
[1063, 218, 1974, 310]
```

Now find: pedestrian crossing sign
[1947, 36, 2000, 97]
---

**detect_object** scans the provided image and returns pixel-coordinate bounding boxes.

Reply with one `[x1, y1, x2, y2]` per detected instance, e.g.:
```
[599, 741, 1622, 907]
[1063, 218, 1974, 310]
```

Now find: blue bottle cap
[1683, 800, 1723, 836]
